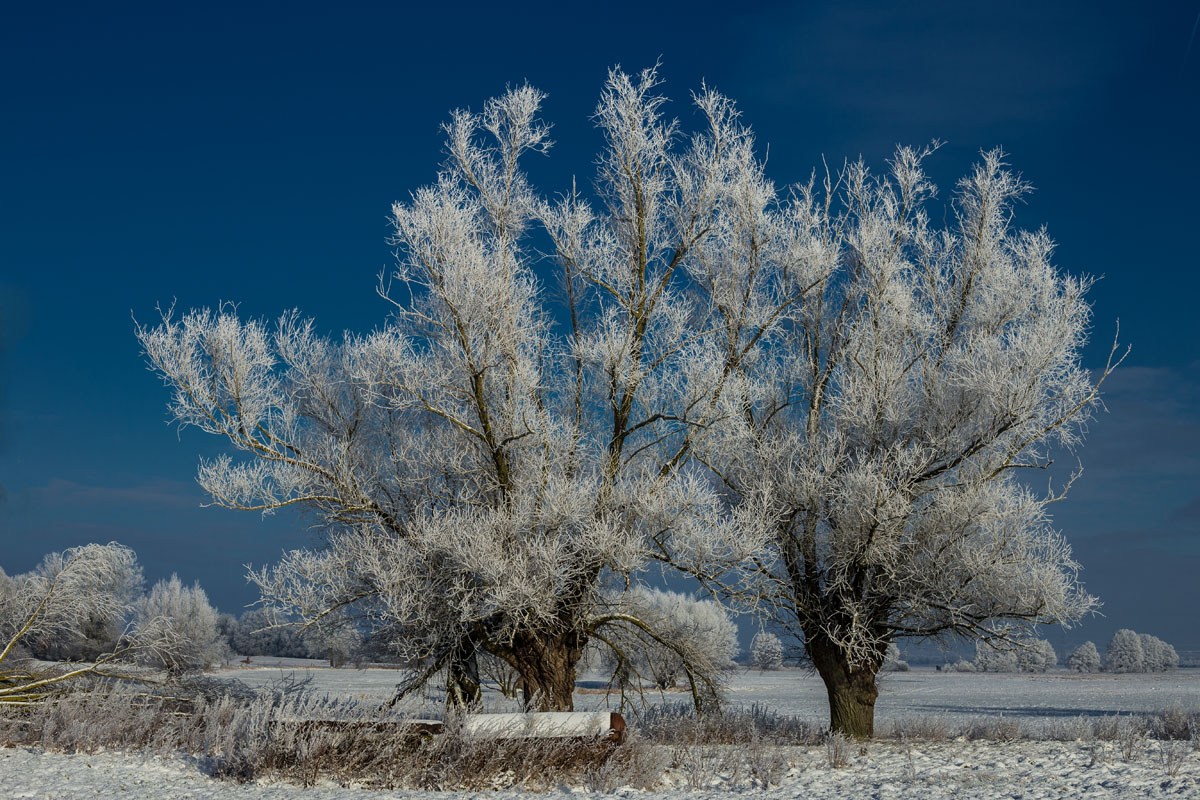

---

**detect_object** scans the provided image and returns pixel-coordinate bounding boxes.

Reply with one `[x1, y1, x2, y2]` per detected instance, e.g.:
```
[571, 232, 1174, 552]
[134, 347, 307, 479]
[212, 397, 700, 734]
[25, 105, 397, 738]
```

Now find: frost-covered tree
[135, 575, 224, 674]
[880, 642, 909, 672]
[13, 546, 144, 661]
[1138, 633, 1178, 672]
[1104, 629, 1144, 674]
[1, 544, 172, 704]
[750, 632, 784, 670]
[1157, 639, 1179, 672]
[1016, 638, 1056, 673]
[138, 67, 767, 712]
[1067, 641, 1101, 673]
[303, 614, 362, 667]
[138, 67, 1113, 729]
[974, 641, 1019, 673]
[684, 146, 1115, 737]
[590, 588, 738, 698]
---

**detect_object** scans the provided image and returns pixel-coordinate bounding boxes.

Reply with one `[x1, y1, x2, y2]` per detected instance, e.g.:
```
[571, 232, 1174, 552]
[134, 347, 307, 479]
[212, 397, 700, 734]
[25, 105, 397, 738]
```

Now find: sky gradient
[2, 0, 1198, 656]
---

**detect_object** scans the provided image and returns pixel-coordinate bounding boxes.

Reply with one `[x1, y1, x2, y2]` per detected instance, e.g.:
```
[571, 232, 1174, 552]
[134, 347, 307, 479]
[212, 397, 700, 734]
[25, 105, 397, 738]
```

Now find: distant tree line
[963, 630, 1180, 674]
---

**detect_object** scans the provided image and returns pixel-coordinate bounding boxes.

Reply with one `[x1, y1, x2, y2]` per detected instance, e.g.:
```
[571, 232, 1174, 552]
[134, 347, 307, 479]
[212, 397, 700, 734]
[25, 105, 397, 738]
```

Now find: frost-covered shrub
[135, 575, 224, 674]
[953, 659, 976, 672]
[1068, 641, 1101, 673]
[750, 632, 783, 671]
[974, 641, 1019, 672]
[880, 643, 909, 672]
[1104, 629, 1144, 673]
[1138, 633, 1179, 672]
[1017, 639, 1057, 673]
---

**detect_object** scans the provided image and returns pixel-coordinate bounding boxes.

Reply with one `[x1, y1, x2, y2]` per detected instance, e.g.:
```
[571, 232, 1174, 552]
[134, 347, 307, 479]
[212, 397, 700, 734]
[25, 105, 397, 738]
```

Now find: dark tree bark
[445, 637, 481, 709]
[502, 629, 586, 711]
[807, 632, 883, 739]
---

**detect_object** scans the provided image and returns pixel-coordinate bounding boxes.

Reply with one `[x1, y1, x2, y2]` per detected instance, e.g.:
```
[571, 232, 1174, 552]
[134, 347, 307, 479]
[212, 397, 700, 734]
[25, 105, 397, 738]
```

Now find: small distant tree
[1138, 633, 1179, 672]
[751, 632, 784, 671]
[1104, 629, 1144, 674]
[135, 575, 223, 674]
[1067, 641, 1101, 673]
[880, 642, 909, 672]
[214, 613, 239, 662]
[1017, 639, 1057, 673]
[974, 641, 1019, 672]
[1159, 639, 1179, 672]
[480, 653, 525, 700]
[302, 616, 362, 668]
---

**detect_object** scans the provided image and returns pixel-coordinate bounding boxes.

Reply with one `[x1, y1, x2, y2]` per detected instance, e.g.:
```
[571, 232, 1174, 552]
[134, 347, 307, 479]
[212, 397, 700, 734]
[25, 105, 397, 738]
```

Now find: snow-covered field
[219, 659, 1200, 726]
[3, 664, 1199, 798]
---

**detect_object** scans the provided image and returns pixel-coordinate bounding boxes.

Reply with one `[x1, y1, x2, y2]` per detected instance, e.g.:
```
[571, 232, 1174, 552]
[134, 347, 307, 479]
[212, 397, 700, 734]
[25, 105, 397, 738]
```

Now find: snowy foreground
[4, 739, 1198, 799]
[3, 665, 1199, 798]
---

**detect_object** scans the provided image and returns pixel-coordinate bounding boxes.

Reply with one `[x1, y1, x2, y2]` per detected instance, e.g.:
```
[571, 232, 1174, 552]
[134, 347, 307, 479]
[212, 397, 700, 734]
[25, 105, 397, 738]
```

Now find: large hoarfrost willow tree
[137, 67, 769, 711]
[687, 147, 1117, 737]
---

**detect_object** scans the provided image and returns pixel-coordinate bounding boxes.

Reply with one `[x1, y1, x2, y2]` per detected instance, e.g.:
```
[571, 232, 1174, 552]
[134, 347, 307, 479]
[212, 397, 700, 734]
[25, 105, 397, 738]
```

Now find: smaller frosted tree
[750, 632, 784, 671]
[1017, 639, 1057, 673]
[10, 546, 144, 661]
[1104, 629, 1144, 674]
[303, 616, 362, 667]
[1067, 641, 1101, 673]
[590, 588, 739, 705]
[136, 575, 223, 674]
[974, 641, 1019, 672]
[1, 543, 171, 704]
[880, 643, 909, 672]
[1138, 633, 1179, 672]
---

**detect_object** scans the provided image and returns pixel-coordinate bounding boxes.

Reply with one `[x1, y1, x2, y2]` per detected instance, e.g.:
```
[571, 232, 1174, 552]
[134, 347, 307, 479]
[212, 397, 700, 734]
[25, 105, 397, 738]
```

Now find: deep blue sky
[2, 1, 1198, 656]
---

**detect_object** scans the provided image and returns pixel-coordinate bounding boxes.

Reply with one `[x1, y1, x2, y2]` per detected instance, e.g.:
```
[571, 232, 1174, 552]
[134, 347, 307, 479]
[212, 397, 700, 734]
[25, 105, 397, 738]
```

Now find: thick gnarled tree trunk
[807, 633, 881, 739]
[501, 630, 586, 711]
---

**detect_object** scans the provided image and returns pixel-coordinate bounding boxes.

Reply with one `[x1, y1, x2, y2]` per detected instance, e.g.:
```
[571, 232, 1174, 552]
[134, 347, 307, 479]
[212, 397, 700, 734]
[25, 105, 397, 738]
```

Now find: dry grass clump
[882, 706, 1199, 745]
[638, 701, 822, 746]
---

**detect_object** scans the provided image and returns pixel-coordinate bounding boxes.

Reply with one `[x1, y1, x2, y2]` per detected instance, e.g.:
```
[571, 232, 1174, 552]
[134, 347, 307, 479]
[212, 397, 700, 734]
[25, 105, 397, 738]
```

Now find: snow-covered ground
[3, 738, 1197, 798]
[3, 664, 1198, 798]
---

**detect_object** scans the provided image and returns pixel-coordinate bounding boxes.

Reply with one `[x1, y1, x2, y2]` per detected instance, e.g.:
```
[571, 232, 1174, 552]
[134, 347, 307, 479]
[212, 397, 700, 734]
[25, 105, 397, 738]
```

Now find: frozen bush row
[973, 631, 1180, 675]
[1065, 632, 1179, 674]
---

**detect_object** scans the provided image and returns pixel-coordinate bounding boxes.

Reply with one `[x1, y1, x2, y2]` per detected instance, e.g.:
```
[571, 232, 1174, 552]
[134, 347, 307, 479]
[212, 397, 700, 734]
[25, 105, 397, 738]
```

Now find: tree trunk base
[808, 636, 881, 739]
